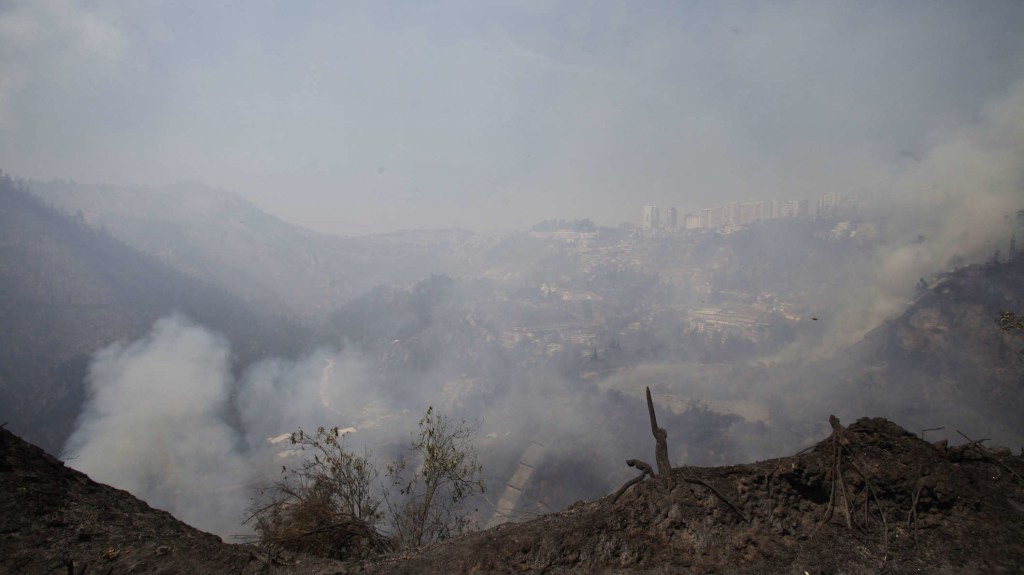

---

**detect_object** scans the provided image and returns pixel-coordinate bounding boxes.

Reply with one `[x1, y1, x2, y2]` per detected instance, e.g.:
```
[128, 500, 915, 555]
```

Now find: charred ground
[3, 417, 1023, 574]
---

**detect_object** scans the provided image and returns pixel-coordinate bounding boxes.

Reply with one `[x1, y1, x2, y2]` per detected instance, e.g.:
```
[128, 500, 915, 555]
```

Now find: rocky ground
[3, 417, 1023, 574]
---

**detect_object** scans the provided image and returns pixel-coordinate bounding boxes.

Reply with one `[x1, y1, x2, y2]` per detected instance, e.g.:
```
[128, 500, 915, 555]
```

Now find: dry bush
[246, 427, 392, 560]
[386, 406, 486, 549]
[246, 408, 485, 559]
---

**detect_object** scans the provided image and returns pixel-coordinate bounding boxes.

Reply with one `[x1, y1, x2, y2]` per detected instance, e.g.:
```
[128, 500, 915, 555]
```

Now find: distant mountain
[0, 173, 307, 453]
[29, 179, 491, 323]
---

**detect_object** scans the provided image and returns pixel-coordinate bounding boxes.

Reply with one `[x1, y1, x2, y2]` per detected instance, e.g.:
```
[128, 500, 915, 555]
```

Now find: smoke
[783, 80, 1024, 358]
[62, 312, 698, 535]
[64, 315, 250, 537]
[58, 81, 1024, 539]
[235, 345, 407, 480]
[64, 316, 384, 538]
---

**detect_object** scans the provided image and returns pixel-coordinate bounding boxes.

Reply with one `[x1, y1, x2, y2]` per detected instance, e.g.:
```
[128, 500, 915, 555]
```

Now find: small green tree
[245, 408, 486, 558]
[1000, 310, 1024, 358]
[1001, 310, 1024, 332]
[386, 406, 486, 548]
[245, 426, 391, 559]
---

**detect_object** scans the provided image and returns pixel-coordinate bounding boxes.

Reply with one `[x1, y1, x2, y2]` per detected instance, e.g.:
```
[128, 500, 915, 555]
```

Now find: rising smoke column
[63, 315, 384, 537]
[64, 315, 251, 537]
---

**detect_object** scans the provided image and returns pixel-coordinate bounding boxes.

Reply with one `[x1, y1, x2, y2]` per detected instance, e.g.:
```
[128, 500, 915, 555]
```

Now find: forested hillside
[766, 256, 1024, 450]
[30, 179, 488, 321]
[0, 173, 307, 452]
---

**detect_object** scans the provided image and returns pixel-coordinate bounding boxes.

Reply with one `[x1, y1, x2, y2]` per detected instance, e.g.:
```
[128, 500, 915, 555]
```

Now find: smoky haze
[2, 0, 1022, 545]
[56, 76, 1024, 535]
[2, 1, 1024, 234]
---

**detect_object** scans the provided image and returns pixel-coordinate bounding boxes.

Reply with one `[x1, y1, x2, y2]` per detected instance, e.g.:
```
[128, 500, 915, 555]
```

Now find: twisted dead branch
[823, 415, 853, 530]
[681, 475, 751, 524]
[821, 415, 889, 560]
[611, 459, 654, 503]
[956, 430, 1024, 486]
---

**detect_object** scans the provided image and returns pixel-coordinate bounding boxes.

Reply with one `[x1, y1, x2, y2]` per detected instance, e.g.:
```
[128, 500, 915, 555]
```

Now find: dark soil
[356, 417, 1024, 574]
[0, 425, 345, 574]
[4, 417, 1024, 574]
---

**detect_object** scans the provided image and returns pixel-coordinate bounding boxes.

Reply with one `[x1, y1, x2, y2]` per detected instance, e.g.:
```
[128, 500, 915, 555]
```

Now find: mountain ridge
[28, 178, 490, 321]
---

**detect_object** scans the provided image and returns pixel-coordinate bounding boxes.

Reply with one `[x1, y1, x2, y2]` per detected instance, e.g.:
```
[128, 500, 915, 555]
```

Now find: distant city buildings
[642, 205, 661, 231]
[642, 193, 851, 233]
[665, 207, 678, 230]
[818, 193, 839, 218]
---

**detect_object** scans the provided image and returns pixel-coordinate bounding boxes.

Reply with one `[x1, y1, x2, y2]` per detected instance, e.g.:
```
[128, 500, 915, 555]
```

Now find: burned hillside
[0, 424, 346, 575]
[355, 417, 1024, 574]
[4, 416, 1024, 574]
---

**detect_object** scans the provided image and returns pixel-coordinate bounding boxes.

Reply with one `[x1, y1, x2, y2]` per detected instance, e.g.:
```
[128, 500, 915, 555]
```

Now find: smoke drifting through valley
[63, 310, 674, 537]
[59, 80, 1024, 538]
[60, 315, 615, 536]
[766, 80, 1024, 360]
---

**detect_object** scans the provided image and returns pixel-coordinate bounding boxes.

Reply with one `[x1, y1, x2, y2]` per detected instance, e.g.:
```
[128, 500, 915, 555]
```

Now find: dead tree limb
[823, 415, 853, 529]
[956, 430, 1024, 485]
[822, 416, 888, 558]
[682, 475, 750, 524]
[646, 387, 672, 477]
[841, 445, 889, 559]
[907, 483, 922, 546]
[611, 459, 654, 503]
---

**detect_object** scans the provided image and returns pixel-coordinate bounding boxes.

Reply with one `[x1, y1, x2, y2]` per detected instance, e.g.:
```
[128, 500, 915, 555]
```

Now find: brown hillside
[358, 417, 1024, 574]
[3, 418, 1023, 574]
[0, 425, 345, 575]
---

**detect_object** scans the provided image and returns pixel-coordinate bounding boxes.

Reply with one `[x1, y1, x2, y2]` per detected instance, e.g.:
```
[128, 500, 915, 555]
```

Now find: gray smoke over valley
[59, 82, 1024, 536]
[62, 314, 650, 537]
[779, 80, 1024, 359]
[1, 0, 1014, 542]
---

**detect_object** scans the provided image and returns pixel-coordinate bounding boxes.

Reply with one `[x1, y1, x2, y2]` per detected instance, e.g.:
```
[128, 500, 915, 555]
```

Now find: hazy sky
[2, 1, 1023, 235]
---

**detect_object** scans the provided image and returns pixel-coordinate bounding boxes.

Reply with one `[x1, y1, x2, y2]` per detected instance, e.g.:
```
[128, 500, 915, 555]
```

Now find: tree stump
[646, 387, 672, 476]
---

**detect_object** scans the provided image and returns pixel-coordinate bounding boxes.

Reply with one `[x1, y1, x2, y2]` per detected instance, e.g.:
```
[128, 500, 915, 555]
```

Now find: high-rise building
[642, 205, 660, 231]
[684, 213, 702, 229]
[818, 193, 839, 218]
[777, 199, 801, 219]
[725, 202, 741, 227]
[707, 206, 725, 228]
[739, 202, 762, 225]
[665, 207, 678, 230]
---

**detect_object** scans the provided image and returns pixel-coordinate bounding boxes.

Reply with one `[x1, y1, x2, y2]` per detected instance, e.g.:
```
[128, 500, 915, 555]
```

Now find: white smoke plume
[780, 80, 1024, 358]
[64, 315, 384, 538]
[64, 315, 250, 536]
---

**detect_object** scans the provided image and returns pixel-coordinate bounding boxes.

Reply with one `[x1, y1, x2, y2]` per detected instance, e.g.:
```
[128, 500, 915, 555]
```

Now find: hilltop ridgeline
[3, 417, 1023, 574]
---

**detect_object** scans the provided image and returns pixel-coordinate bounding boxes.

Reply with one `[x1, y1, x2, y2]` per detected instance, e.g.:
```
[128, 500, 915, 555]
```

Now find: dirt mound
[356, 417, 1024, 574]
[4, 418, 1024, 574]
[0, 426, 346, 574]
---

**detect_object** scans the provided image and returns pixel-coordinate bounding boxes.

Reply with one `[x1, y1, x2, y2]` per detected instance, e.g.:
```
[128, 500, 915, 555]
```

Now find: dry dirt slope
[0, 425, 346, 575]
[356, 417, 1024, 574]
[3, 418, 1024, 574]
